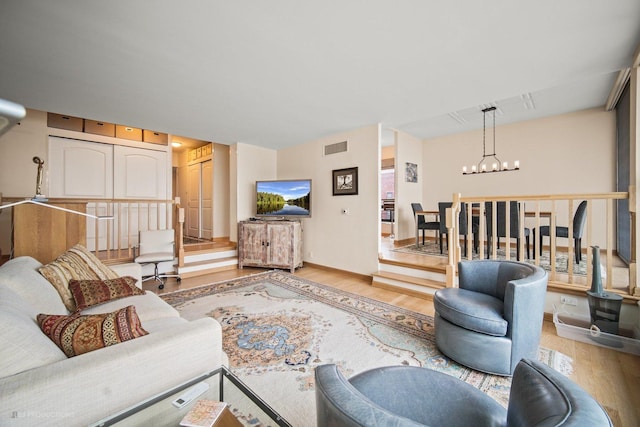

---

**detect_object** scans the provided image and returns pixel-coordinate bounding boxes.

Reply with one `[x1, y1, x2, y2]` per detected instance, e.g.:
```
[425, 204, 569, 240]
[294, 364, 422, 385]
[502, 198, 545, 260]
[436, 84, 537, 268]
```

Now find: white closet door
[113, 145, 167, 199]
[187, 163, 201, 238]
[48, 136, 113, 198]
[177, 165, 189, 236]
[201, 160, 213, 240]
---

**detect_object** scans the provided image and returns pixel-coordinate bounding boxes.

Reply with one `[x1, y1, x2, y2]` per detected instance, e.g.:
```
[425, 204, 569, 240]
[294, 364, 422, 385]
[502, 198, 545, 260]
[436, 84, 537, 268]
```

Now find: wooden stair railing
[175, 203, 185, 267]
[1, 197, 176, 263]
[444, 192, 634, 298]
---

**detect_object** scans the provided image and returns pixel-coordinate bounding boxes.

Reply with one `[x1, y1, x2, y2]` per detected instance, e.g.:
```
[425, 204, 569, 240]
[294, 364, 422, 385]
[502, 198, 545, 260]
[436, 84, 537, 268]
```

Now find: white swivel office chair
[135, 229, 181, 289]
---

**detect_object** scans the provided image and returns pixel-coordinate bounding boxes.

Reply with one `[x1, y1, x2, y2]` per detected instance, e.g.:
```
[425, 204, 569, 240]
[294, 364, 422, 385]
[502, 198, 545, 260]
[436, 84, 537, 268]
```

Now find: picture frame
[405, 162, 418, 183]
[332, 167, 358, 196]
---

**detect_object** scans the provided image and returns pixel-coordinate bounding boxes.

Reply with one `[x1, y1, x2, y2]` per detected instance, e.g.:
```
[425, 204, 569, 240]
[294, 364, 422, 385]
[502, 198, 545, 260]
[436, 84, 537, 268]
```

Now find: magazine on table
[180, 400, 228, 427]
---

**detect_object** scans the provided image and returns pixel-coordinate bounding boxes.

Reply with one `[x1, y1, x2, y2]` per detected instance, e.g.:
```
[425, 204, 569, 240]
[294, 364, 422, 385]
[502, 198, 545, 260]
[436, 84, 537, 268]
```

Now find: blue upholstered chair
[314, 359, 612, 426]
[434, 260, 547, 376]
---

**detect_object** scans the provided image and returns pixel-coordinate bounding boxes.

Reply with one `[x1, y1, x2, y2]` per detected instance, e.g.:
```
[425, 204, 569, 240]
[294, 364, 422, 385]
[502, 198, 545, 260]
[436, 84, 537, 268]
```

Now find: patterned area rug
[162, 271, 572, 426]
[394, 240, 588, 275]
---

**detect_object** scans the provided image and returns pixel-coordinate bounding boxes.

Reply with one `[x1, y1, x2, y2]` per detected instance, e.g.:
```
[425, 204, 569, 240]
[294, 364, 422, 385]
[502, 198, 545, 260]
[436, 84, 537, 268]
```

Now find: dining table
[414, 207, 552, 249]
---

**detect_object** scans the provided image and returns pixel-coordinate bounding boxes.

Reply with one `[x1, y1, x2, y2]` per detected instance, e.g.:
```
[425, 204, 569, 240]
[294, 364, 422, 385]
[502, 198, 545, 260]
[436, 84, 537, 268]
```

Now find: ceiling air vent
[324, 140, 348, 156]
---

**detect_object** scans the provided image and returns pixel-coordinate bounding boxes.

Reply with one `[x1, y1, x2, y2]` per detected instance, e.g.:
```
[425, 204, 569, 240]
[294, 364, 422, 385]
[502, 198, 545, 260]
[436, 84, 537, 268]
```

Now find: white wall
[420, 107, 617, 247]
[0, 109, 49, 197]
[230, 142, 277, 241]
[277, 125, 380, 275]
[395, 130, 424, 242]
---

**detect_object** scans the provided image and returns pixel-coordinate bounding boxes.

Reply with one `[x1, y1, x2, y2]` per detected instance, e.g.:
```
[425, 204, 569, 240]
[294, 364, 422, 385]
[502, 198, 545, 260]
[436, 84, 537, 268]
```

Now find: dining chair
[411, 203, 439, 246]
[534, 200, 587, 263]
[485, 201, 530, 260]
[438, 202, 478, 254]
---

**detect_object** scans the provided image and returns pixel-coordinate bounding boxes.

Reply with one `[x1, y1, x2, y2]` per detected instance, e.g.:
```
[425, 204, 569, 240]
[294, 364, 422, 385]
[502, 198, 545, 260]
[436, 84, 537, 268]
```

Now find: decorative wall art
[405, 162, 418, 183]
[332, 167, 358, 196]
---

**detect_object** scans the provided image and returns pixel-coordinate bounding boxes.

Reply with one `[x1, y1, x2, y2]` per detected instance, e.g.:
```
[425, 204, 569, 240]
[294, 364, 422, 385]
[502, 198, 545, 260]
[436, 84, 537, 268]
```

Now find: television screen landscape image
[256, 179, 311, 217]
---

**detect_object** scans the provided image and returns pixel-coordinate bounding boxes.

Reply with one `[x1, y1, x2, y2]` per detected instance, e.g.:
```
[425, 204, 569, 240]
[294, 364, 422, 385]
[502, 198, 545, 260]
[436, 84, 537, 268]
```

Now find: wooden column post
[630, 62, 640, 296]
[13, 202, 87, 264]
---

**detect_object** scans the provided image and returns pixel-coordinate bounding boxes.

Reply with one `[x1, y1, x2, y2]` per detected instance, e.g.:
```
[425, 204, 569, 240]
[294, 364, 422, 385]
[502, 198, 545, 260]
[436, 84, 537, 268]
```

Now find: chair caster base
[159, 283, 164, 289]
[177, 277, 181, 282]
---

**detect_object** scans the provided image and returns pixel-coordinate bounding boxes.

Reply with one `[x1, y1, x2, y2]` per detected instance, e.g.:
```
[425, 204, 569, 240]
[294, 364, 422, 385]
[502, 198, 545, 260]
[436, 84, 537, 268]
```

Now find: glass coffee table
[90, 366, 291, 427]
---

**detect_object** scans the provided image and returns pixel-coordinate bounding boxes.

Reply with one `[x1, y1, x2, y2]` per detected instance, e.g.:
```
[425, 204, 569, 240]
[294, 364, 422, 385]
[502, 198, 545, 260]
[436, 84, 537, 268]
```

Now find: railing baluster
[586, 200, 593, 289]
[505, 201, 511, 261]
[606, 199, 614, 290]
[491, 200, 497, 259]
[550, 200, 556, 281]
[519, 200, 525, 262]
[116, 202, 122, 258]
[106, 202, 111, 259]
[127, 202, 132, 258]
[94, 203, 100, 257]
[567, 199, 574, 282]
[534, 201, 541, 266]
[466, 202, 473, 260]
[479, 202, 486, 260]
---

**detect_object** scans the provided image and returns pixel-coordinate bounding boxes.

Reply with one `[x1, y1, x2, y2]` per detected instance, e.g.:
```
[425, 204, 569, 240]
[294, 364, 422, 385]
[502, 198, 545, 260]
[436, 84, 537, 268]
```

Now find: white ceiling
[1, 1, 639, 150]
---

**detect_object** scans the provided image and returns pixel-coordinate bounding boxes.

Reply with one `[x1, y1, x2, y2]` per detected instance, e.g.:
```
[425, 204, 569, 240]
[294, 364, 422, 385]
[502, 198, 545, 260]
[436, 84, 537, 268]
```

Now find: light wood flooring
[145, 262, 639, 426]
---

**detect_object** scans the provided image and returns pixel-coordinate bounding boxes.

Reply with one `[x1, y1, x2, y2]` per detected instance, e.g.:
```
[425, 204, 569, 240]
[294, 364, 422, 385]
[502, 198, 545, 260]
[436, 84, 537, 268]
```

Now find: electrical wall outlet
[560, 295, 578, 306]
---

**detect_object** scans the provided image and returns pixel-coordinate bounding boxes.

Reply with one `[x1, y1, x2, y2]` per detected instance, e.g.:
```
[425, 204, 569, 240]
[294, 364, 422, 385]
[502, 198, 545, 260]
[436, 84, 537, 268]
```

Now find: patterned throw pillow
[37, 306, 148, 358]
[39, 244, 120, 312]
[69, 276, 145, 311]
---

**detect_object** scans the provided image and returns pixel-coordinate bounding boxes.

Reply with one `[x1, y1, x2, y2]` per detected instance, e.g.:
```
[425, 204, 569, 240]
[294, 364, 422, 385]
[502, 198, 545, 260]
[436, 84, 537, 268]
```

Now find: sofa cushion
[0, 256, 68, 314]
[0, 286, 66, 377]
[70, 276, 145, 311]
[81, 290, 180, 322]
[37, 305, 148, 357]
[39, 244, 120, 312]
[109, 262, 143, 288]
[141, 316, 189, 333]
[434, 288, 507, 336]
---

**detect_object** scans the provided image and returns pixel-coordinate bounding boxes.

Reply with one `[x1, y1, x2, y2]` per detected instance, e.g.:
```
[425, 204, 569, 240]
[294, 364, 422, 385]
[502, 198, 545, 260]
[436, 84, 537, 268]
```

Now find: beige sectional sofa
[0, 255, 226, 426]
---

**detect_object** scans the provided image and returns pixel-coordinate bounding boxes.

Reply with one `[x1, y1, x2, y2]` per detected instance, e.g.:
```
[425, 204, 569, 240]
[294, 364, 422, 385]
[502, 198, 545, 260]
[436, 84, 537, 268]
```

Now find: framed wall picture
[332, 167, 358, 196]
[405, 162, 418, 183]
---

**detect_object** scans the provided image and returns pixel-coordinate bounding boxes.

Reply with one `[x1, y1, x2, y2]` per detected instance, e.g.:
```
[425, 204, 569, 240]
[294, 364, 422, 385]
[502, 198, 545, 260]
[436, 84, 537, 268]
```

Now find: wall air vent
[324, 140, 348, 156]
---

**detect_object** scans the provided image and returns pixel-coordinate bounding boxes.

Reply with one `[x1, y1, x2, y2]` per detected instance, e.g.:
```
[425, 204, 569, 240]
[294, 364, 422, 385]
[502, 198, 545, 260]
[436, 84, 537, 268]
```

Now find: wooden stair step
[371, 270, 446, 300]
[378, 256, 446, 274]
[184, 244, 236, 255]
[178, 256, 239, 279]
[372, 270, 445, 289]
[182, 256, 238, 268]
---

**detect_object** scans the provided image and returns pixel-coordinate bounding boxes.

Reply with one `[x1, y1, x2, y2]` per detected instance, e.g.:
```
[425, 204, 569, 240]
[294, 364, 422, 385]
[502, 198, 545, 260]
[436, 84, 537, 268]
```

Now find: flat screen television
[255, 179, 311, 218]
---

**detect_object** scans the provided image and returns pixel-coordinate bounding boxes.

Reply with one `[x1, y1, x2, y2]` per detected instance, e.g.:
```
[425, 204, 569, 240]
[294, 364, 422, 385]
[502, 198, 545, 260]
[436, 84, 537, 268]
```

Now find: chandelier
[462, 106, 519, 175]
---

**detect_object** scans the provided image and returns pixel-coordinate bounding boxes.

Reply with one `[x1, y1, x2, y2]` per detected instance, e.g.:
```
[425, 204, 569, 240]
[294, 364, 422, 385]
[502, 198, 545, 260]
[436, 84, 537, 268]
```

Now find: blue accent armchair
[434, 260, 547, 376]
[315, 359, 612, 426]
